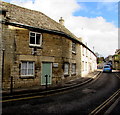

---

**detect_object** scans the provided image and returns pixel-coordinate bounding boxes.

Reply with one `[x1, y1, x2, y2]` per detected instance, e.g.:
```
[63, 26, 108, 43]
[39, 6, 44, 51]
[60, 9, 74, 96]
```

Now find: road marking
[104, 97, 120, 114]
[89, 89, 120, 115]
[1, 95, 44, 103]
[1, 72, 102, 103]
[115, 73, 120, 79]
[1, 86, 77, 103]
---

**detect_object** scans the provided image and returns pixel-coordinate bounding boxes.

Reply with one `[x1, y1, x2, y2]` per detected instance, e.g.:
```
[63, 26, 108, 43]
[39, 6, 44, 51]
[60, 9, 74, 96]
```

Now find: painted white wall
[81, 45, 97, 77]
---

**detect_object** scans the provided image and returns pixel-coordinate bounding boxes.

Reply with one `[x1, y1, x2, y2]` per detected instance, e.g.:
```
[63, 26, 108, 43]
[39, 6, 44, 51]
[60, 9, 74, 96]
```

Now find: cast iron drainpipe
[2, 49, 5, 81]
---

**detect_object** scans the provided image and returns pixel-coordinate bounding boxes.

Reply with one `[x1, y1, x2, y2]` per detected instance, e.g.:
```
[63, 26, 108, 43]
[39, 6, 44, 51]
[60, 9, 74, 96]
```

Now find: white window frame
[85, 62, 87, 71]
[72, 63, 76, 75]
[64, 63, 69, 75]
[29, 31, 42, 47]
[72, 42, 76, 53]
[82, 61, 84, 71]
[21, 61, 35, 77]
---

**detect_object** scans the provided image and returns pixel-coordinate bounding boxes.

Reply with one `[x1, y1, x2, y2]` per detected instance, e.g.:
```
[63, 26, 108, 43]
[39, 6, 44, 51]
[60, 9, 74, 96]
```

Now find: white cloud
[10, 0, 118, 57]
[65, 16, 118, 57]
[76, 0, 119, 2]
[11, 0, 81, 21]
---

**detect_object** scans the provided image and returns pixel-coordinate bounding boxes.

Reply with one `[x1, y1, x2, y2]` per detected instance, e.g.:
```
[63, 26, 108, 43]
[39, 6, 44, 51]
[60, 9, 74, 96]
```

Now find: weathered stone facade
[1, 1, 97, 91]
[1, 25, 81, 89]
[112, 49, 120, 70]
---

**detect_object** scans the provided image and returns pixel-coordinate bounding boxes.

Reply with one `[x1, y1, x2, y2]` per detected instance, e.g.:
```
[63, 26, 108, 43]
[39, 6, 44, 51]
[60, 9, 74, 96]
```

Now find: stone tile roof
[1, 1, 78, 40]
[1, 1, 97, 57]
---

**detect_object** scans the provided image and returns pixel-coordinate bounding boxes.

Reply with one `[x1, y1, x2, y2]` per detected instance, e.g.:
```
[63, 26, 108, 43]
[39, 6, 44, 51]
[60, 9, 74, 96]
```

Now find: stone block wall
[2, 24, 82, 90]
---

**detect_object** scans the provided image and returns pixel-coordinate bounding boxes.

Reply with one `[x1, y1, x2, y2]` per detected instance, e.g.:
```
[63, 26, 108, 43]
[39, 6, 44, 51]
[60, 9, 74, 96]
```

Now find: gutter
[1, 20, 97, 57]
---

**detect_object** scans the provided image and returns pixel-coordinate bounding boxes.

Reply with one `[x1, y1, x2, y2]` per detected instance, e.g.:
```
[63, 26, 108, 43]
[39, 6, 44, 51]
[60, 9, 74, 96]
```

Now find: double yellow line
[89, 88, 120, 115]
[1, 86, 78, 103]
[89, 73, 120, 115]
[1, 72, 102, 103]
[115, 73, 120, 79]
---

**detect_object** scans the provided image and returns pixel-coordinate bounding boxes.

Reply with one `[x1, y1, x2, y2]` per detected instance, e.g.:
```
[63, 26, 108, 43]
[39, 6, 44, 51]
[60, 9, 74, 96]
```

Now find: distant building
[97, 57, 105, 69]
[105, 55, 113, 65]
[112, 49, 120, 70]
[0, 1, 97, 91]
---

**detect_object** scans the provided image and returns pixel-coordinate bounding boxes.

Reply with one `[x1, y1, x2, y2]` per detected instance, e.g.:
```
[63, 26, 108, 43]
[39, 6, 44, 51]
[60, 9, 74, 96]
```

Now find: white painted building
[81, 45, 97, 77]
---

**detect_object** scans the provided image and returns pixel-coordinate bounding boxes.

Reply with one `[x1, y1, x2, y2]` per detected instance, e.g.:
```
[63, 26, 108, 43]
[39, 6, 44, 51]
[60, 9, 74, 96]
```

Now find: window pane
[30, 32, 35, 37]
[82, 61, 84, 71]
[28, 69, 33, 75]
[72, 64, 76, 74]
[28, 62, 34, 75]
[65, 64, 68, 70]
[28, 62, 34, 69]
[64, 64, 69, 75]
[72, 42, 76, 52]
[22, 62, 27, 69]
[30, 36, 35, 44]
[21, 62, 27, 75]
[36, 34, 40, 44]
[21, 69, 27, 75]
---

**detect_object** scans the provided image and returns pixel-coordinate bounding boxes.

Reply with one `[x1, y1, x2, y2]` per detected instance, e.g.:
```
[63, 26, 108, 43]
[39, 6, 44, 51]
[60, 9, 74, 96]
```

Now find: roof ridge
[1, 1, 79, 39]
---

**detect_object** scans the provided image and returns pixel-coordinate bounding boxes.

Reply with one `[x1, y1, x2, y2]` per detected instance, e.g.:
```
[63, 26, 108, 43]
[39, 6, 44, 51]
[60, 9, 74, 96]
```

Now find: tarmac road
[2, 72, 120, 115]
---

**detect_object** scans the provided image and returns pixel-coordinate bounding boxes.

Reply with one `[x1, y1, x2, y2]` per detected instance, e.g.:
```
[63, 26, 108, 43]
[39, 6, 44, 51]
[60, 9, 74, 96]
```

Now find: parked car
[106, 63, 112, 69]
[103, 65, 112, 72]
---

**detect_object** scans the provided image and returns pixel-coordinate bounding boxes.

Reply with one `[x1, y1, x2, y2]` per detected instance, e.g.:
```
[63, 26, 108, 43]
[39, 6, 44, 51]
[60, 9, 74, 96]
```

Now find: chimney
[59, 17, 64, 26]
[0, 9, 10, 22]
[0, 9, 8, 17]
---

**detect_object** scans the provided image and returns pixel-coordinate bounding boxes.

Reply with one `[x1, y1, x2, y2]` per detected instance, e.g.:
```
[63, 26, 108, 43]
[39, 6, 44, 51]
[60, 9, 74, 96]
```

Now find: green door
[41, 62, 52, 85]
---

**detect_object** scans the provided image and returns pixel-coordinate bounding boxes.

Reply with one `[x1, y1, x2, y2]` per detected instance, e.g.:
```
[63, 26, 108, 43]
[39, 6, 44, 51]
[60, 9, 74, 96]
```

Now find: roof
[0, 1, 97, 57]
[0, 1, 78, 40]
[115, 49, 120, 54]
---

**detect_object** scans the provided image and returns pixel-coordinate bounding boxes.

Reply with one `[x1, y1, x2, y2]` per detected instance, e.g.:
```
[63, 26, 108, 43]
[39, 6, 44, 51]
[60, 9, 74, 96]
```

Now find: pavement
[2, 70, 101, 96]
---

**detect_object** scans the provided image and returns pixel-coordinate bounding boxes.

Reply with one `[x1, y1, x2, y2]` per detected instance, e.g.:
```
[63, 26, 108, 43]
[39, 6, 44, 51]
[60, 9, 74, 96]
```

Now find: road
[2, 72, 120, 115]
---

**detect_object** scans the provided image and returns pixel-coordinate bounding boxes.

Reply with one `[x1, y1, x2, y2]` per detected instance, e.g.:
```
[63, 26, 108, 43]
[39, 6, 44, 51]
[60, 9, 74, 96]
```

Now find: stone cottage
[0, 1, 97, 91]
[112, 49, 120, 70]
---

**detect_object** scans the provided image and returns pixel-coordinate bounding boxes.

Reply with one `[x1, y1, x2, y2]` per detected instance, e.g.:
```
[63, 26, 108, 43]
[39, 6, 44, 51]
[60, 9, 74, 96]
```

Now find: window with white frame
[82, 46, 84, 55]
[64, 63, 69, 75]
[21, 61, 34, 76]
[72, 42, 76, 53]
[85, 62, 87, 71]
[82, 61, 84, 71]
[29, 32, 42, 47]
[72, 63, 76, 74]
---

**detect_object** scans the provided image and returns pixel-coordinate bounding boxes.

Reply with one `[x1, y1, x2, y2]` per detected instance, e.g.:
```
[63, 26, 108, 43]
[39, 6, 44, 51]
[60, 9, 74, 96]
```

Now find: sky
[1, 0, 119, 57]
